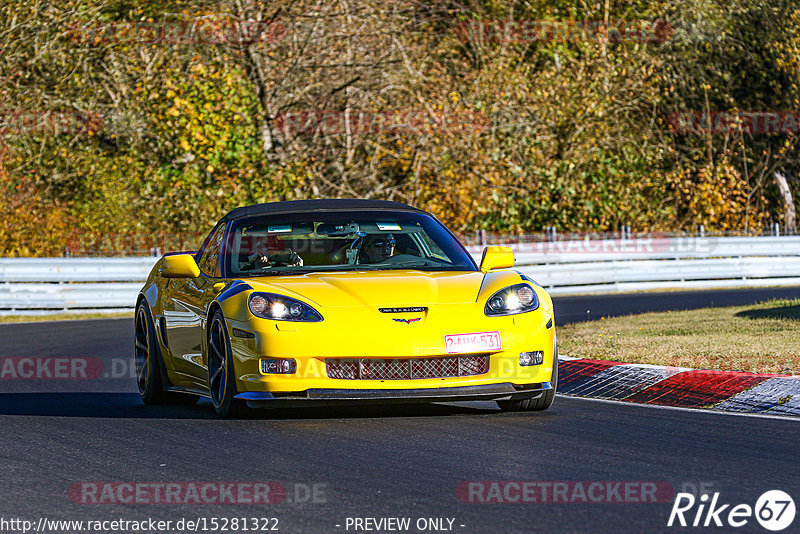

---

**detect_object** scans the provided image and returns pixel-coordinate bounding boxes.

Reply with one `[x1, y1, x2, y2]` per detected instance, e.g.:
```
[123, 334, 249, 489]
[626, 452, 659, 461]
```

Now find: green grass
[0, 311, 133, 323]
[558, 299, 800, 375]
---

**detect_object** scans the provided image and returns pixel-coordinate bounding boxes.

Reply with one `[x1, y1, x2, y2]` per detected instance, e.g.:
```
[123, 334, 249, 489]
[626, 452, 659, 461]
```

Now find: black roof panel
[221, 199, 424, 221]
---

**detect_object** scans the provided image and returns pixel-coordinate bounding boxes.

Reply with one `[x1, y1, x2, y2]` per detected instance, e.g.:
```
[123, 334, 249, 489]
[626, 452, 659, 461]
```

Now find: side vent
[158, 316, 169, 349]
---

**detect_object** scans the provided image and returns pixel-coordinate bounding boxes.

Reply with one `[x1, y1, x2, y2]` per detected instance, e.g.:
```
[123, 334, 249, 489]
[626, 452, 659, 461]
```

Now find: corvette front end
[216, 270, 556, 406]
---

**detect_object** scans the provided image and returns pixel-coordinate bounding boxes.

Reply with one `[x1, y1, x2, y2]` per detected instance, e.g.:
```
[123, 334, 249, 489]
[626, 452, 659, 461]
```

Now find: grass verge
[0, 312, 133, 323]
[558, 298, 800, 375]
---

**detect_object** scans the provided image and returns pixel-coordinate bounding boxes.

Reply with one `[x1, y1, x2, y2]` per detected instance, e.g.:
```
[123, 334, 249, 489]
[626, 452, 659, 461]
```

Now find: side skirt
[164, 386, 212, 399]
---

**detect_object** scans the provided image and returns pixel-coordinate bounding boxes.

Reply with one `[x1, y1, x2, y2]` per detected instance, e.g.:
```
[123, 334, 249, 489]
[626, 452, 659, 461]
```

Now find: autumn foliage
[1, 1, 798, 256]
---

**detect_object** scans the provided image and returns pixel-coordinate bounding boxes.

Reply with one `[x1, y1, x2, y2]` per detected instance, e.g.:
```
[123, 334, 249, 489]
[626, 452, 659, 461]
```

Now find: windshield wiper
[252, 269, 305, 276]
[384, 260, 434, 267]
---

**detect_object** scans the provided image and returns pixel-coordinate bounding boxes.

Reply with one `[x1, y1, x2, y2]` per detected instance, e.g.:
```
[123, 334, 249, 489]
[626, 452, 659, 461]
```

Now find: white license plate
[444, 331, 502, 354]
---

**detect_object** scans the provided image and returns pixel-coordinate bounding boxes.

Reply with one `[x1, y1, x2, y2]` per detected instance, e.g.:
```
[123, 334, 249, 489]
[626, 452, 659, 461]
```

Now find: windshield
[224, 210, 476, 277]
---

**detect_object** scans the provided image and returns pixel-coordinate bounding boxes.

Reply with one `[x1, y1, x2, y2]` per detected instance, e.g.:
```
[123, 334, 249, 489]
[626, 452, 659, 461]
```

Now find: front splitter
[236, 382, 551, 408]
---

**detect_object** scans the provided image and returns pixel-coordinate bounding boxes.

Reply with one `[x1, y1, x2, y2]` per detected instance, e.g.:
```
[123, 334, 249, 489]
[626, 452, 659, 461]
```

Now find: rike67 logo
[668, 490, 795, 531]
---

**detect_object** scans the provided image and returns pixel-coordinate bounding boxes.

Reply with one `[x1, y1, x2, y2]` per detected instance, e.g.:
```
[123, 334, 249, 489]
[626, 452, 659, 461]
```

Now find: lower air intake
[326, 355, 490, 380]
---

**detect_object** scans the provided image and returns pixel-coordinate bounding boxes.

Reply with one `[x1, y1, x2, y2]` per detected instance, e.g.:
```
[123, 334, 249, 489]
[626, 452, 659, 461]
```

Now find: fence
[2, 236, 800, 312]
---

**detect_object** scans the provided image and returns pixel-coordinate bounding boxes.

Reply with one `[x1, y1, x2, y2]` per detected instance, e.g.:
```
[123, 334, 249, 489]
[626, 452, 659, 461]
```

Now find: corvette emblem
[380, 307, 428, 313]
[393, 318, 421, 324]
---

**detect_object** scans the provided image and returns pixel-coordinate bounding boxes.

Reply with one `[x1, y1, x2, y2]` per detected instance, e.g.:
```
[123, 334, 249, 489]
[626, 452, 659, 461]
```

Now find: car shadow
[0, 393, 216, 419]
[734, 304, 800, 321]
[0, 392, 500, 419]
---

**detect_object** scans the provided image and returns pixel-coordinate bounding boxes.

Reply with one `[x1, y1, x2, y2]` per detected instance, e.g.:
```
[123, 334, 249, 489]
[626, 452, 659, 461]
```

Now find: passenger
[245, 235, 303, 269]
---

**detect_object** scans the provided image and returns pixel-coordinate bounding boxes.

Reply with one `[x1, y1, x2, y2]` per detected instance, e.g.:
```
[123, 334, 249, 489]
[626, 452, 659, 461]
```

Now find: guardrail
[0, 258, 156, 312]
[466, 235, 800, 294]
[2, 235, 800, 312]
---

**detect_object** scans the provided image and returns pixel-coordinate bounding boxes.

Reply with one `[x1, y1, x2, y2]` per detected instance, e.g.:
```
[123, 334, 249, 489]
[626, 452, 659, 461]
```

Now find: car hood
[240, 270, 495, 308]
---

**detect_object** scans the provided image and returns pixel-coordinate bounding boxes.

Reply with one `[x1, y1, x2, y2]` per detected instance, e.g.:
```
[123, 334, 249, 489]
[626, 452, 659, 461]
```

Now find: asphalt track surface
[2, 287, 800, 533]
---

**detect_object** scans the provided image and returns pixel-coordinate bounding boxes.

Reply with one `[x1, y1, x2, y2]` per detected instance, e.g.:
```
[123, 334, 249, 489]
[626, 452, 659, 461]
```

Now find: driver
[359, 233, 396, 263]
[245, 235, 303, 269]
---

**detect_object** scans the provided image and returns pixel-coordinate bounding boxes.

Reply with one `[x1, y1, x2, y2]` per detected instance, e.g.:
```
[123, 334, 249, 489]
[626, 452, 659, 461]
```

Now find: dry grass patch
[558, 299, 800, 375]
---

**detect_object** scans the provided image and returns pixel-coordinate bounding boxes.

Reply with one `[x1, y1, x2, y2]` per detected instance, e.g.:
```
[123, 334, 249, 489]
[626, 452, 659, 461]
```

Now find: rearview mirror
[479, 246, 515, 273]
[162, 253, 201, 278]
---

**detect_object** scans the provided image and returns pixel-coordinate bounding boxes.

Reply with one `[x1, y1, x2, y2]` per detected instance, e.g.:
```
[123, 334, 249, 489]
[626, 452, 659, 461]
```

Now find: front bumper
[235, 381, 552, 408]
[223, 296, 557, 397]
[228, 319, 556, 393]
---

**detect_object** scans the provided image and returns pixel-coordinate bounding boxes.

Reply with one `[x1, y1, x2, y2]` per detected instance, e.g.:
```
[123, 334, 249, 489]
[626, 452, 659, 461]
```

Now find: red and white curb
[557, 356, 800, 416]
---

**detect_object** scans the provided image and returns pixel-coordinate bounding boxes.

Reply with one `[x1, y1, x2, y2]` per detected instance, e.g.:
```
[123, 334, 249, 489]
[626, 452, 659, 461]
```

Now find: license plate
[444, 331, 502, 354]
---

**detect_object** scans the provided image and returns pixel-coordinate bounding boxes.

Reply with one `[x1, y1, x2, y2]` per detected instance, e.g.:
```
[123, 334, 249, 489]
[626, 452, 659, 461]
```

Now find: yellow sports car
[135, 200, 557, 417]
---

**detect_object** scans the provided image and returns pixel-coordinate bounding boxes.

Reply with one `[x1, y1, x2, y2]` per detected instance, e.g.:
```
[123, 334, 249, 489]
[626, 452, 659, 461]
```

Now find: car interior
[230, 221, 440, 273]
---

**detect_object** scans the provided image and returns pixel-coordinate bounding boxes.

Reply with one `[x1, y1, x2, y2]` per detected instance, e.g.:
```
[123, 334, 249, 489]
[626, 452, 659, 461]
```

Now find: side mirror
[162, 253, 201, 278]
[479, 246, 515, 273]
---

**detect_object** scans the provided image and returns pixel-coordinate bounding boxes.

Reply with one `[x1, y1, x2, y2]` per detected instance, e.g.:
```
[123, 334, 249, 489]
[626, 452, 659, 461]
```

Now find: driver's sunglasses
[369, 239, 396, 248]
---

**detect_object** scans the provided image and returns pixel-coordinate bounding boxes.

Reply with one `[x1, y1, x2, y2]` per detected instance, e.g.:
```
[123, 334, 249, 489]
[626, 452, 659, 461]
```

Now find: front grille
[326, 355, 490, 380]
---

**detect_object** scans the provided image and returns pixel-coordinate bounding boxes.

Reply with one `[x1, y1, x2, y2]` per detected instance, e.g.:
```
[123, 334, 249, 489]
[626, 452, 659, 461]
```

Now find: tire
[135, 301, 198, 406]
[498, 355, 558, 412]
[134, 301, 169, 404]
[207, 309, 249, 418]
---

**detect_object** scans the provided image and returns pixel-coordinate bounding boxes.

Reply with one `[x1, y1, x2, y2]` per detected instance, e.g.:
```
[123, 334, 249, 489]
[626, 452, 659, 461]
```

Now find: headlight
[484, 283, 539, 316]
[248, 292, 323, 322]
